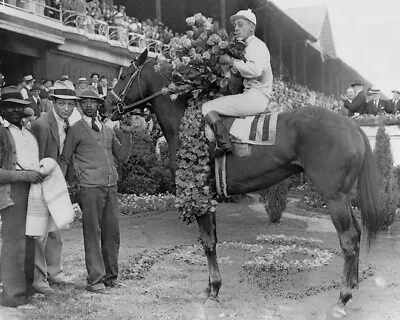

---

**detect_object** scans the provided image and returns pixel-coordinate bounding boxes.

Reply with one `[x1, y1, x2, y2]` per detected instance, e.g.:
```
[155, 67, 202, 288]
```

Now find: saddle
[206, 112, 279, 157]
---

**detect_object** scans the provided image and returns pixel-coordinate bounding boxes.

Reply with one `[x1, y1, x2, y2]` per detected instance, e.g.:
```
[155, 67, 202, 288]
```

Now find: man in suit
[341, 87, 354, 114]
[90, 73, 100, 93]
[28, 82, 42, 118]
[97, 76, 108, 99]
[343, 80, 367, 116]
[60, 87, 132, 293]
[365, 88, 388, 115]
[386, 89, 400, 114]
[30, 80, 81, 295]
[0, 87, 47, 307]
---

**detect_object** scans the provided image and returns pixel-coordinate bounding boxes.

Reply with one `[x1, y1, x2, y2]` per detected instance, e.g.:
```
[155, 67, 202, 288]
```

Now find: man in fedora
[201, 9, 273, 157]
[60, 87, 133, 293]
[30, 80, 81, 295]
[344, 80, 367, 116]
[386, 89, 400, 114]
[28, 82, 42, 118]
[0, 86, 47, 307]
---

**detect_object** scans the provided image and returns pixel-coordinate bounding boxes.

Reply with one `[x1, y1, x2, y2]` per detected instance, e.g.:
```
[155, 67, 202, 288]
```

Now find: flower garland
[155, 13, 245, 222]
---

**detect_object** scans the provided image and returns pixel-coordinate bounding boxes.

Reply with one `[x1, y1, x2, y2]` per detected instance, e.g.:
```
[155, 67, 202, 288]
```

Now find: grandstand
[0, 0, 374, 100]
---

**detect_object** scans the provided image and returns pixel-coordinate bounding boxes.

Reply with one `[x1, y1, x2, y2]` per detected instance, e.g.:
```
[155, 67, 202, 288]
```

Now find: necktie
[91, 118, 100, 132]
[64, 120, 69, 134]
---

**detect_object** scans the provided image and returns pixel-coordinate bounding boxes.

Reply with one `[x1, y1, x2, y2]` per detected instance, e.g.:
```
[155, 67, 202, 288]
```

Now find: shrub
[373, 124, 399, 229]
[117, 131, 175, 195]
[259, 179, 289, 223]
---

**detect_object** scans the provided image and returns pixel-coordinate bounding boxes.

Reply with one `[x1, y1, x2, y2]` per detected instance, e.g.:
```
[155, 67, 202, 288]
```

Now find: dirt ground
[1, 196, 400, 320]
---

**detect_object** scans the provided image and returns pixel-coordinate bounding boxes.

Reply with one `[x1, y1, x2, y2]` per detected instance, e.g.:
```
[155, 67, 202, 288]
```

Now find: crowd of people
[3, 0, 174, 48]
[341, 80, 400, 117]
[12, 73, 118, 124]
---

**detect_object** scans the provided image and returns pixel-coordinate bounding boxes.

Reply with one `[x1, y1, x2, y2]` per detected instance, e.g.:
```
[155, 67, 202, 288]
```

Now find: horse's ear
[137, 49, 148, 66]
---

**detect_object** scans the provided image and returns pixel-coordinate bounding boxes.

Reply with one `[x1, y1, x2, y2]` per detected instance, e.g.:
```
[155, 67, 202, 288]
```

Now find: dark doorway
[0, 50, 34, 86]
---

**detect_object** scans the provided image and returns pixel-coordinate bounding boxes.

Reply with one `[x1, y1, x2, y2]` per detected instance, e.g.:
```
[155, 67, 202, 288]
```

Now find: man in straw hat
[30, 80, 81, 295]
[387, 89, 400, 114]
[201, 9, 273, 157]
[343, 80, 367, 116]
[0, 86, 47, 307]
[60, 86, 133, 293]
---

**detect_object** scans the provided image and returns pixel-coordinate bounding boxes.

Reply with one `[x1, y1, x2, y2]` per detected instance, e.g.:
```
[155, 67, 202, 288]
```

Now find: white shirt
[9, 124, 40, 170]
[82, 114, 102, 131]
[52, 109, 68, 154]
[20, 87, 29, 100]
[232, 35, 273, 97]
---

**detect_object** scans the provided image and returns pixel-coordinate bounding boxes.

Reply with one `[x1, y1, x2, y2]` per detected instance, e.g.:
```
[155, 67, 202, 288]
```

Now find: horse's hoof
[330, 304, 346, 318]
[204, 287, 211, 297]
[208, 295, 220, 303]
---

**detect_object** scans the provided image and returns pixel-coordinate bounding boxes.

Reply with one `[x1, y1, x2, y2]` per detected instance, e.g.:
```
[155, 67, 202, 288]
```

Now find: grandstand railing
[0, 0, 165, 54]
[0, 0, 62, 22]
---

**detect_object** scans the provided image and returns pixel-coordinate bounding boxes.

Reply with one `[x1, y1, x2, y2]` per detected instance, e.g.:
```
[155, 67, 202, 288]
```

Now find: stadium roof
[283, 4, 337, 58]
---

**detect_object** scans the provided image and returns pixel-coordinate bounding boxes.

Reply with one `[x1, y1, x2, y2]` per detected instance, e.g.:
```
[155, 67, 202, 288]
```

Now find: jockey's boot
[205, 111, 232, 157]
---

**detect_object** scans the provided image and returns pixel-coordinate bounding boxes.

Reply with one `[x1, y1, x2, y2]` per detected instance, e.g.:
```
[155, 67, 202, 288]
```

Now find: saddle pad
[230, 112, 278, 145]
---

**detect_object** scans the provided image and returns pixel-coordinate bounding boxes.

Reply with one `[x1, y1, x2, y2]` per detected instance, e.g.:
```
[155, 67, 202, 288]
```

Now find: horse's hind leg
[196, 211, 222, 301]
[326, 193, 361, 316]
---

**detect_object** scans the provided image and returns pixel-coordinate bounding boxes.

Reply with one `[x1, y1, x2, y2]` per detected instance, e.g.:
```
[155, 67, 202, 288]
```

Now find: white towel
[26, 158, 74, 236]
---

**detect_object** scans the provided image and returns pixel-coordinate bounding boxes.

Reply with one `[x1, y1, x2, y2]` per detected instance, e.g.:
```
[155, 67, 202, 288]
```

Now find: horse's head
[104, 49, 150, 120]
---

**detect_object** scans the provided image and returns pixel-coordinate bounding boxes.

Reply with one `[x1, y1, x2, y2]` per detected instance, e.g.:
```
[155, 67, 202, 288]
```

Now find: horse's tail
[357, 127, 380, 246]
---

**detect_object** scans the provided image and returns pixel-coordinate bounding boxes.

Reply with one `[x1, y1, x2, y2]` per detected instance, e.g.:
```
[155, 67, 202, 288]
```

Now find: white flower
[185, 16, 196, 26]
[202, 51, 211, 60]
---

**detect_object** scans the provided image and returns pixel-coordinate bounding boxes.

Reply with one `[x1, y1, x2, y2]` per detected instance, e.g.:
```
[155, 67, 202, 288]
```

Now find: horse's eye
[120, 73, 126, 80]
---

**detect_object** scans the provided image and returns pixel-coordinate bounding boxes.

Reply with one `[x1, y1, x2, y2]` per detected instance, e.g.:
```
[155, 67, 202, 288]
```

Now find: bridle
[109, 60, 165, 116]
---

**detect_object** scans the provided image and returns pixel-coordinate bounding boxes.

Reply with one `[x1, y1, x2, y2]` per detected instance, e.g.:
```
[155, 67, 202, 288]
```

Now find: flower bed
[170, 234, 334, 272]
[118, 193, 176, 215]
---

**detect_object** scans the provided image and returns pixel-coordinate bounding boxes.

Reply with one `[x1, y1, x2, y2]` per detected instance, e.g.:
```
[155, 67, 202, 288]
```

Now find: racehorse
[105, 50, 381, 316]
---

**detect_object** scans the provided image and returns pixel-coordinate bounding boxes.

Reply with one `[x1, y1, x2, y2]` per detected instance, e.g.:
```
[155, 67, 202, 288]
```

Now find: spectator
[21, 75, 35, 100]
[28, 82, 42, 118]
[341, 87, 354, 115]
[97, 76, 108, 98]
[76, 77, 88, 96]
[40, 78, 53, 99]
[30, 80, 81, 295]
[59, 87, 133, 293]
[0, 86, 47, 308]
[109, 78, 118, 90]
[386, 89, 400, 114]
[90, 73, 100, 92]
[343, 80, 366, 116]
[365, 88, 388, 115]
[21, 107, 35, 130]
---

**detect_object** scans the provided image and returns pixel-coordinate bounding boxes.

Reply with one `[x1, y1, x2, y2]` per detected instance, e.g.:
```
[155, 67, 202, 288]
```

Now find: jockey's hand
[219, 54, 234, 66]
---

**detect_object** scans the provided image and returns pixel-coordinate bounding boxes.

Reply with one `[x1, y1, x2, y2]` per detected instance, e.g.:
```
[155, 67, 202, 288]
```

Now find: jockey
[202, 9, 273, 156]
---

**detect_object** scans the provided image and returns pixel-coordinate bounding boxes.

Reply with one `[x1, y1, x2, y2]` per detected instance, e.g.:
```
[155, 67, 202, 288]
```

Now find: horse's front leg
[196, 211, 222, 301]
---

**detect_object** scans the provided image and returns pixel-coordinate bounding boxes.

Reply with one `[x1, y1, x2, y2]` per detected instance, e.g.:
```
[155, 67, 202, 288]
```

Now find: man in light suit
[386, 89, 400, 114]
[30, 80, 81, 294]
